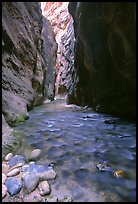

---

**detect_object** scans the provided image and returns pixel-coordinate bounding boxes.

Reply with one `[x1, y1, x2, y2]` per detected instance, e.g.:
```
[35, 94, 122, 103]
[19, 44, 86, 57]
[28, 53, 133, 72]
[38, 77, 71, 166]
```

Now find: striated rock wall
[2, 2, 57, 156]
[41, 2, 75, 97]
[42, 16, 57, 100]
[68, 2, 136, 121]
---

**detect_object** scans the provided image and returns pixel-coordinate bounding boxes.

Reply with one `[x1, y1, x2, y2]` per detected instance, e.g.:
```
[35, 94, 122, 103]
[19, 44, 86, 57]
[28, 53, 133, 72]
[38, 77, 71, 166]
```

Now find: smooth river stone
[29, 149, 42, 161]
[2, 173, 7, 184]
[7, 168, 20, 177]
[22, 171, 39, 193]
[5, 153, 13, 161]
[8, 155, 25, 167]
[2, 184, 7, 198]
[5, 177, 22, 196]
[22, 163, 56, 181]
[39, 181, 51, 195]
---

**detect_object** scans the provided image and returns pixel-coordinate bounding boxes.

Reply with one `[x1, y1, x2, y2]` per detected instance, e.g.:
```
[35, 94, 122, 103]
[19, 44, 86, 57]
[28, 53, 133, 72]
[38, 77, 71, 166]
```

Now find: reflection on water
[15, 99, 136, 202]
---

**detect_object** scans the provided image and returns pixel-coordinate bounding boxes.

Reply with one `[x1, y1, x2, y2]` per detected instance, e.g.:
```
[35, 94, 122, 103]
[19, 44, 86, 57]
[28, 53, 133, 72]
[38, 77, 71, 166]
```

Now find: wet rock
[22, 171, 39, 193]
[113, 170, 126, 178]
[8, 155, 25, 167]
[83, 115, 92, 118]
[22, 163, 56, 181]
[5, 153, 13, 161]
[59, 195, 73, 202]
[5, 177, 22, 196]
[2, 184, 7, 198]
[29, 149, 42, 161]
[2, 173, 7, 184]
[48, 161, 56, 167]
[104, 120, 117, 124]
[7, 168, 20, 177]
[39, 181, 51, 196]
[96, 162, 113, 172]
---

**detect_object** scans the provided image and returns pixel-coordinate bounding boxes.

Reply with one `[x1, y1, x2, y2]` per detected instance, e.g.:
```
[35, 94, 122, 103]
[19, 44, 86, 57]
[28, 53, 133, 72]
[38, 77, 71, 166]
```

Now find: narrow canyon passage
[2, 2, 136, 202]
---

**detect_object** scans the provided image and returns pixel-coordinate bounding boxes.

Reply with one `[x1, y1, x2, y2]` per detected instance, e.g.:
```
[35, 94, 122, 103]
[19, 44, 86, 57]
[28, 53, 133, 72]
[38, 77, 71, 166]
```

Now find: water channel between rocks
[14, 98, 136, 202]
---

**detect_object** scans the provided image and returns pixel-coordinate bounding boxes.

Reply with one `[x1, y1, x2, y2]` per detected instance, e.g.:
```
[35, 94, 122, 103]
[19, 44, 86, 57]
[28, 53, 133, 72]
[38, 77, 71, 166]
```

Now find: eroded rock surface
[68, 2, 136, 121]
[2, 2, 57, 157]
[42, 2, 75, 97]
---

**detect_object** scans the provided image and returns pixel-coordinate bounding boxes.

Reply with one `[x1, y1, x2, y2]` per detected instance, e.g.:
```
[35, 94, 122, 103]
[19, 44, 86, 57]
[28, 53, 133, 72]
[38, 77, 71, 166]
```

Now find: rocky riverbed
[2, 150, 73, 202]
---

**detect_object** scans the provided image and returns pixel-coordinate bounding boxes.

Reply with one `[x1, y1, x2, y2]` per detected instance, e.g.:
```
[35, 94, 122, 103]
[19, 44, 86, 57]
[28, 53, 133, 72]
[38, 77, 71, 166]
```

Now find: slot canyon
[2, 2, 136, 202]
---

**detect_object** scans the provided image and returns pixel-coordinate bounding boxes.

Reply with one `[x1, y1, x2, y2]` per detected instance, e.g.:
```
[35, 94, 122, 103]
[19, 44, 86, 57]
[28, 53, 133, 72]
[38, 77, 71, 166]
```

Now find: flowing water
[14, 98, 136, 202]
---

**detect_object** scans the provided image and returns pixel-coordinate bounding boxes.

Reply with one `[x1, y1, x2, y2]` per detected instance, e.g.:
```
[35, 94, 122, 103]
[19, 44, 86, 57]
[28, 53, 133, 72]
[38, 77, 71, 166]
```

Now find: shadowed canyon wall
[68, 2, 136, 121]
[41, 2, 75, 97]
[2, 2, 57, 156]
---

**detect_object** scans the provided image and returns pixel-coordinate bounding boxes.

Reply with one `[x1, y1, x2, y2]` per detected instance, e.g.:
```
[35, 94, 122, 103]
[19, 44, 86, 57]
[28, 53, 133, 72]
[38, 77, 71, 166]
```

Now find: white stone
[29, 149, 42, 161]
[5, 153, 13, 161]
[2, 173, 7, 184]
[10, 162, 23, 170]
[7, 168, 20, 177]
[39, 181, 51, 196]
[2, 184, 7, 198]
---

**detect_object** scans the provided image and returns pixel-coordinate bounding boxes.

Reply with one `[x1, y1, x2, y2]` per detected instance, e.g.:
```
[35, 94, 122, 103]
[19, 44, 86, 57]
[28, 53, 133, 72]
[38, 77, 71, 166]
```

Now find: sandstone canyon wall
[41, 2, 75, 97]
[68, 2, 136, 121]
[2, 2, 57, 156]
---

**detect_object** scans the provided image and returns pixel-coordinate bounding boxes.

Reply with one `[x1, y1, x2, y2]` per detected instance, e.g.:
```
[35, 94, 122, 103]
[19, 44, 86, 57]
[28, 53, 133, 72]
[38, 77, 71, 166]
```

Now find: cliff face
[2, 2, 57, 155]
[41, 2, 75, 97]
[2, 2, 57, 124]
[68, 2, 136, 121]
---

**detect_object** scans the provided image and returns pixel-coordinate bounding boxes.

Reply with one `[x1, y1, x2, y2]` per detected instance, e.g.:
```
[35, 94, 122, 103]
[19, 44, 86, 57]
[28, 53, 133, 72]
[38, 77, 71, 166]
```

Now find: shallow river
[14, 99, 136, 202]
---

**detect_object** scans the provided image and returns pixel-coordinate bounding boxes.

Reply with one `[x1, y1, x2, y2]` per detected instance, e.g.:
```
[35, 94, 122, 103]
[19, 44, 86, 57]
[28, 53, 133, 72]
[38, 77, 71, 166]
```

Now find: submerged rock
[28, 149, 42, 161]
[5, 177, 22, 196]
[113, 170, 127, 178]
[96, 162, 113, 172]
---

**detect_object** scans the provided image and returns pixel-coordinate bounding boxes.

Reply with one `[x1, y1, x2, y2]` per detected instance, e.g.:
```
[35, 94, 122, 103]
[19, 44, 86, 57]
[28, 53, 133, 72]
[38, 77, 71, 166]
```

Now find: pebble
[29, 149, 42, 161]
[2, 163, 10, 174]
[2, 173, 7, 184]
[7, 168, 20, 177]
[5, 177, 22, 196]
[22, 171, 39, 193]
[39, 181, 51, 196]
[10, 162, 24, 170]
[2, 184, 7, 198]
[5, 153, 13, 161]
